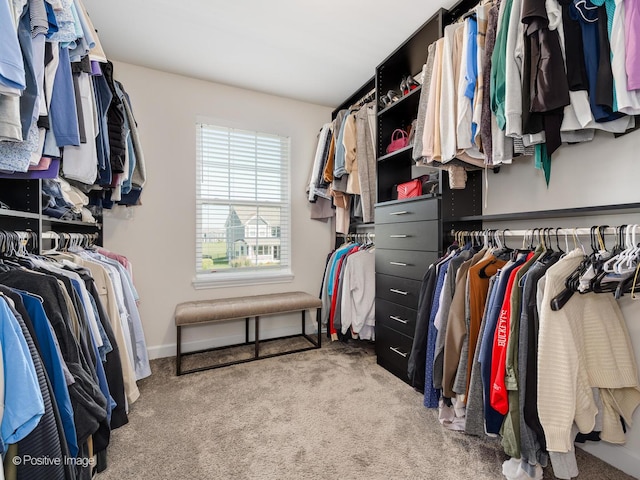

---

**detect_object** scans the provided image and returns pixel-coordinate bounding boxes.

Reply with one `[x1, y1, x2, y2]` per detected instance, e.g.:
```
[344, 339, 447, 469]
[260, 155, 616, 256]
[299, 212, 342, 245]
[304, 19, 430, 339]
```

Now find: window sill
[192, 269, 294, 289]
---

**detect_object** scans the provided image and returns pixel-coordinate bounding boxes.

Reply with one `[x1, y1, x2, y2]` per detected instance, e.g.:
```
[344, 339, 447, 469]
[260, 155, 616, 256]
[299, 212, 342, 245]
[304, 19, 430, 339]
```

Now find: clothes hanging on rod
[307, 101, 377, 228]
[0, 231, 150, 478]
[412, 0, 640, 185]
[319, 234, 376, 341]
[410, 226, 640, 480]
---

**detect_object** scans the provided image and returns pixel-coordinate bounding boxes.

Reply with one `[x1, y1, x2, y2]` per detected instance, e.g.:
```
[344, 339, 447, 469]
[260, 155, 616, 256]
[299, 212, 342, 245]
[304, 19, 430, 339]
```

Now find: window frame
[193, 120, 294, 289]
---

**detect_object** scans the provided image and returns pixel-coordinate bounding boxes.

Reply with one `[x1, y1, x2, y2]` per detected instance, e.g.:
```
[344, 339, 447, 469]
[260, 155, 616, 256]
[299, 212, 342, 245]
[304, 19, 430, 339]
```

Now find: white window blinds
[195, 123, 291, 283]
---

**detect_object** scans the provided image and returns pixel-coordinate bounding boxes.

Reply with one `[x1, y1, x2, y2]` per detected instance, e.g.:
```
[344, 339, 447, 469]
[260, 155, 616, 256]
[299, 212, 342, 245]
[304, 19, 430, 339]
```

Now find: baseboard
[148, 324, 322, 360]
[578, 443, 640, 479]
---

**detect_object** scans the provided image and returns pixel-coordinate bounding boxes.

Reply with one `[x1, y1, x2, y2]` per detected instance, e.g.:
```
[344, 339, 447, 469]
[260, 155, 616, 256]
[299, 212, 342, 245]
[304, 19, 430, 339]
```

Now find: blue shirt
[0, 0, 25, 90]
[465, 17, 479, 142]
[571, 0, 623, 122]
[0, 297, 44, 447]
[333, 114, 350, 178]
[18, 291, 78, 457]
[424, 257, 451, 408]
[50, 45, 81, 147]
[327, 244, 358, 296]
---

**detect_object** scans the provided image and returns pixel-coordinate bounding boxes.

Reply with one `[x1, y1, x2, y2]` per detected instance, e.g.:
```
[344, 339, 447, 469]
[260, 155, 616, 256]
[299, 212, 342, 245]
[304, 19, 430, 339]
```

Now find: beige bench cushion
[175, 291, 322, 326]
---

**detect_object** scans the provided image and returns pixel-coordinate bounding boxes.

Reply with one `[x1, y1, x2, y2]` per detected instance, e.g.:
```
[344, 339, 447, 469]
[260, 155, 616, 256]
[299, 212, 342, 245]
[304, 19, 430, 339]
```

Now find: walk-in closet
[2, 0, 640, 479]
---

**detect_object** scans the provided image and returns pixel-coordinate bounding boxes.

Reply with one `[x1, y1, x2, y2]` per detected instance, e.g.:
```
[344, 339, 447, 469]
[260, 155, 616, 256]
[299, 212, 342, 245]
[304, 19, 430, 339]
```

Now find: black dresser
[374, 197, 440, 382]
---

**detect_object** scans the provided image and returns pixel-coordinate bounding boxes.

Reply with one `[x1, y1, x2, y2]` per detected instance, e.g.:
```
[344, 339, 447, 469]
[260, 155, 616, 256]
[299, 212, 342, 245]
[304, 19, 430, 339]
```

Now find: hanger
[611, 225, 636, 274]
[572, 226, 600, 294]
[591, 225, 639, 296]
[492, 229, 513, 261]
[349, 88, 376, 111]
[41, 231, 61, 255]
[553, 228, 563, 254]
[594, 225, 640, 299]
[478, 229, 506, 279]
[482, 229, 491, 250]
[550, 227, 595, 310]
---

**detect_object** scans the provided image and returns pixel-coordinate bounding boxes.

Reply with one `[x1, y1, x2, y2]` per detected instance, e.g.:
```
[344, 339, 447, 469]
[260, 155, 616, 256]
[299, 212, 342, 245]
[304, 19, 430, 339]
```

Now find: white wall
[484, 128, 640, 478]
[484, 129, 640, 214]
[101, 61, 333, 360]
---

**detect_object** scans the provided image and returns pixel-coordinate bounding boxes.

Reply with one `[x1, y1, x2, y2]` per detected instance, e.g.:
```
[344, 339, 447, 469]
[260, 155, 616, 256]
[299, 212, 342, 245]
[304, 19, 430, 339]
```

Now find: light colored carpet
[97, 339, 636, 479]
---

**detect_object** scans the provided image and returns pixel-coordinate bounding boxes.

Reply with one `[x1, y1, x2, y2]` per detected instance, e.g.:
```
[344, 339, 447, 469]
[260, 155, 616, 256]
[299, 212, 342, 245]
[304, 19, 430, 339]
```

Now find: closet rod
[450, 227, 624, 245]
[347, 87, 376, 111]
[452, 227, 624, 237]
[493, 227, 619, 238]
[41, 231, 98, 237]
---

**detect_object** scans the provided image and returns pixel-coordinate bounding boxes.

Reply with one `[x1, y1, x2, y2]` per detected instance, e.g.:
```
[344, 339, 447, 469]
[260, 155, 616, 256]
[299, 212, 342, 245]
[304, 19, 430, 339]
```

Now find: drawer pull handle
[389, 234, 408, 238]
[390, 261, 408, 267]
[390, 347, 408, 358]
[389, 288, 408, 296]
[390, 315, 408, 324]
[389, 211, 409, 216]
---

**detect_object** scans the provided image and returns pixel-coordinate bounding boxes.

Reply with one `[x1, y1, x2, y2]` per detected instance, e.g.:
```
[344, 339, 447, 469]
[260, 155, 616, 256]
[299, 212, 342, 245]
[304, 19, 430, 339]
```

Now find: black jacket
[102, 61, 127, 174]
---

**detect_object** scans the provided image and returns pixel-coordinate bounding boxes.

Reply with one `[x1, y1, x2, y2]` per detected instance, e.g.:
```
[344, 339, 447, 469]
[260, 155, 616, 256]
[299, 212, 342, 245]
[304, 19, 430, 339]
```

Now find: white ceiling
[82, 0, 452, 108]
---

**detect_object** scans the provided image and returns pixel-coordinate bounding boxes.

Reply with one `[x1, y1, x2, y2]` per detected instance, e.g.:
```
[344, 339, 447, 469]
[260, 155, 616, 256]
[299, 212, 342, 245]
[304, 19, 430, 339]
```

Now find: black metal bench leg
[301, 309, 306, 336]
[317, 308, 321, 348]
[176, 325, 182, 376]
[255, 316, 260, 358]
[245, 317, 250, 343]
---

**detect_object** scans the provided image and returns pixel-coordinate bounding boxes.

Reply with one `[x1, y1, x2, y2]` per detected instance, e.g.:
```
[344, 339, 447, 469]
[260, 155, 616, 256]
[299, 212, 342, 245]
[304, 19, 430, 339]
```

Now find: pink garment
[626, 0, 640, 90]
[28, 157, 52, 171]
[97, 247, 132, 274]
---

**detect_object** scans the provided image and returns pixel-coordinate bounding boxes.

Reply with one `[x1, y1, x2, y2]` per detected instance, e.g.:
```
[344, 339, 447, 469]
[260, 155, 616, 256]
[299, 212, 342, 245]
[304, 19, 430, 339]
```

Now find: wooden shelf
[377, 86, 422, 117]
[377, 144, 414, 162]
[0, 209, 40, 220]
[42, 215, 102, 228]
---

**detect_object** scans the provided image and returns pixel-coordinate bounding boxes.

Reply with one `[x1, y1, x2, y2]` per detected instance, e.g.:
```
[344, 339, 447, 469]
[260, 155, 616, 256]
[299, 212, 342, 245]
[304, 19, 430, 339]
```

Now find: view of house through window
[196, 124, 290, 277]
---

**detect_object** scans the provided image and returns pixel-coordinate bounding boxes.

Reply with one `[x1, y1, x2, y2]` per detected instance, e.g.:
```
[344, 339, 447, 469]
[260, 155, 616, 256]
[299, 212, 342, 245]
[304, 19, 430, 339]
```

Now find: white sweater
[537, 249, 640, 453]
[340, 248, 375, 340]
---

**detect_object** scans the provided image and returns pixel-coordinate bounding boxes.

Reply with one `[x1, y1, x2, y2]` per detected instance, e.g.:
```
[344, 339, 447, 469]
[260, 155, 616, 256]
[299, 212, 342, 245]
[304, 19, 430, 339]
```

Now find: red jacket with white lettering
[490, 262, 525, 415]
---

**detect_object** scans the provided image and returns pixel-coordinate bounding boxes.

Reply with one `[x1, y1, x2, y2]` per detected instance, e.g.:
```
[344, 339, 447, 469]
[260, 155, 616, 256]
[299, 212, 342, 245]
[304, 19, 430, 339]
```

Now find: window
[195, 123, 292, 287]
[256, 245, 271, 256]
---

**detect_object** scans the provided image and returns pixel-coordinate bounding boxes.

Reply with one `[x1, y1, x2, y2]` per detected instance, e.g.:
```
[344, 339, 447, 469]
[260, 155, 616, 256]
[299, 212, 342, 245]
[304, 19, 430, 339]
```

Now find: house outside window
[195, 123, 292, 288]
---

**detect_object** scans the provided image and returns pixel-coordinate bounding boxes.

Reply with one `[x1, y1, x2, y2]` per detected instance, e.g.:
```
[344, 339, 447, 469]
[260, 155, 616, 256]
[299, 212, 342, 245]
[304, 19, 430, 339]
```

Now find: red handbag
[396, 178, 422, 199]
[386, 128, 409, 154]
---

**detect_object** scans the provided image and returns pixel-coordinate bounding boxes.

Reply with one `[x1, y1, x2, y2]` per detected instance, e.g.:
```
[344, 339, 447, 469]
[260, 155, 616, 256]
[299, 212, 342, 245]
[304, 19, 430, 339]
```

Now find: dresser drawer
[376, 298, 417, 338]
[376, 274, 422, 309]
[375, 249, 437, 281]
[375, 198, 439, 224]
[375, 324, 413, 383]
[375, 220, 440, 251]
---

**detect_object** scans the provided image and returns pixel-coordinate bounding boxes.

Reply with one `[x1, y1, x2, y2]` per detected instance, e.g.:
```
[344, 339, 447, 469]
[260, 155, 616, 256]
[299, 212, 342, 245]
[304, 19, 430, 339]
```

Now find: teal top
[490, 0, 515, 131]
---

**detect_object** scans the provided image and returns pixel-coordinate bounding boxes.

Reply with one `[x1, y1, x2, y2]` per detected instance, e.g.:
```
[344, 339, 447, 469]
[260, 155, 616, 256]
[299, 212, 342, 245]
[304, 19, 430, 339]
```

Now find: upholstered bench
[175, 291, 322, 375]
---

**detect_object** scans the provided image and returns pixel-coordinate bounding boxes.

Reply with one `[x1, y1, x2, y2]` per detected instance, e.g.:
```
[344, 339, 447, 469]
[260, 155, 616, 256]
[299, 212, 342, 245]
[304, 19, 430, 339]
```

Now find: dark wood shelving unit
[445, 202, 640, 223]
[0, 178, 103, 252]
[372, 0, 489, 385]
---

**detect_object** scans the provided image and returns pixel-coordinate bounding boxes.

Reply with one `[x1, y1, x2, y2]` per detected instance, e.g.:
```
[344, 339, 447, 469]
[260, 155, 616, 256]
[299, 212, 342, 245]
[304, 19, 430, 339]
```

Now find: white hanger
[608, 224, 637, 274]
[622, 225, 640, 273]
[41, 232, 61, 255]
